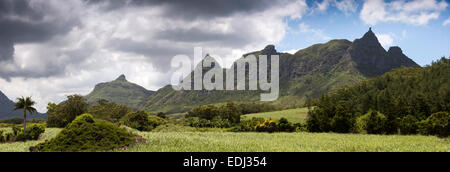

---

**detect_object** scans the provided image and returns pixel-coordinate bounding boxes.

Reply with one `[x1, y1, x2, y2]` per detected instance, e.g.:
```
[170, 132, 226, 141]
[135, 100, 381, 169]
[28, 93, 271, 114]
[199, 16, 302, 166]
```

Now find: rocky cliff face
[345, 28, 419, 77]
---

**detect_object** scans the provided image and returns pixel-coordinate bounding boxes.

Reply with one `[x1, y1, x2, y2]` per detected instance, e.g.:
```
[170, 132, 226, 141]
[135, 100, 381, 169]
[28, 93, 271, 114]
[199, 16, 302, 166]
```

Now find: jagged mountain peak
[85, 75, 155, 109]
[346, 28, 418, 77]
[387, 46, 403, 54]
[354, 28, 384, 50]
[261, 44, 278, 55]
[115, 74, 127, 82]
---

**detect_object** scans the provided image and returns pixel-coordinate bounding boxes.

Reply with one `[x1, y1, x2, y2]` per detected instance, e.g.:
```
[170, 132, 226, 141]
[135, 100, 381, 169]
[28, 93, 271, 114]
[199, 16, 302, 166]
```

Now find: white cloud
[299, 23, 332, 41]
[0, 0, 308, 112]
[376, 33, 394, 49]
[313, 0, 358, 14]
[443, 18, 450, 26]
[335, 0, 359, 14]
[360, 0, 448, 25]
[283, 49, 299, 54]
[315, 0, 332, 12]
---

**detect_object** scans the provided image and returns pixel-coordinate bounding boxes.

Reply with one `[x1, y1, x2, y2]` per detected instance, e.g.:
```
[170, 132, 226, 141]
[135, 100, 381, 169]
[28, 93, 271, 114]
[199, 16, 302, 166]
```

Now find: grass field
[242, 108, 309, 123]
[121, 132, 449, 152]
[1, 127, 449, 152]
[0, 128, 61, 152]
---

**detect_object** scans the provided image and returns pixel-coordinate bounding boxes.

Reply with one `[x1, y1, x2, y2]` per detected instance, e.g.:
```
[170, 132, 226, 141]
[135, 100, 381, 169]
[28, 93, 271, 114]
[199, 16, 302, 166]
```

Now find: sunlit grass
[121, 132, 450, 152]
[0, 128, 61, 152]
[2, 127, 449, 152]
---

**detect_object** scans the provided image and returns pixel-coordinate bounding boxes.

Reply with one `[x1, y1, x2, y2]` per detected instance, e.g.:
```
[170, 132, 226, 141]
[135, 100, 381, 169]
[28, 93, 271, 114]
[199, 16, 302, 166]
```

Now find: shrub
[1, 124, 46, 142]
[306, 107, 331, 132]
[88, 101, 132, 122]
[277, 118, 297, 132]
[30, 113, 139, 152]
[399, 115, 419, 135]
[187, 102, 242, 124]
[255, 119, 278, 133]
[120, 111, 165, 131]
[0, 130, 5, 142]
[232, 117, 265, 132]
[418, 112, 449, 137]
[148, 116, 168, 128]
[254, 118, 296, 133]
[330, 112, 356, 133]
[47, 95, 88, 128]
[188, 117, 233, 128]
[357, 111, 388, 134]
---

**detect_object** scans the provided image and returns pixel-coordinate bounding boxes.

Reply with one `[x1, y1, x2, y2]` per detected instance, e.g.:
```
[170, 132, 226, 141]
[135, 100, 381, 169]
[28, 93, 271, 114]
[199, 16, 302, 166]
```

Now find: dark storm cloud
[85, 0, 277, 19]
[154, 27, 251, 47]
[107, 38, 192, 71]
[0, 0, 80, 78]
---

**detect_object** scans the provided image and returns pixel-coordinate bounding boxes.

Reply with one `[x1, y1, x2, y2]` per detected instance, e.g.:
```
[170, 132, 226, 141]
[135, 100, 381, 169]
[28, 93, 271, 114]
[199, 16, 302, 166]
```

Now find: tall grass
[122, 132, 450, 152]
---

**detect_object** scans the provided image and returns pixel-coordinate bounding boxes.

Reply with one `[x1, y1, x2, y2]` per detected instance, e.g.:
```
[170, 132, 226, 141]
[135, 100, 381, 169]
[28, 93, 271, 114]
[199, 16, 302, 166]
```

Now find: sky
[0, 0, 449, 112]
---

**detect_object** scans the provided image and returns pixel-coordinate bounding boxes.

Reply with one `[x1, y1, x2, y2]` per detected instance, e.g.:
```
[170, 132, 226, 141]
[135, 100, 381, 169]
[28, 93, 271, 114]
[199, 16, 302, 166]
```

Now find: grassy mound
[30, 114, 142, 152]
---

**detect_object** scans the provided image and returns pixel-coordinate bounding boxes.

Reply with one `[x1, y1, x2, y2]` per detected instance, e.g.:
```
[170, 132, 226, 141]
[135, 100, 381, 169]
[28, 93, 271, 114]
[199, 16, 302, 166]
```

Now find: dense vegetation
[307, 57, 450, 137]
[88, 99, 133, 122]
[47, 95, 88, 128]
[0, 124, 46, 143]
[120, 111, 166, 131]
[30, 114, 139, 152]
[187, 102, 279, 123]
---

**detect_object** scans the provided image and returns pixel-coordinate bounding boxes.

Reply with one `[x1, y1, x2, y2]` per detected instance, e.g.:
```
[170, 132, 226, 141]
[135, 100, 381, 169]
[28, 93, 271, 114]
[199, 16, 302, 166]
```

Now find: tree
[47, 95, 88, 128]
[14, 96, 37, 134]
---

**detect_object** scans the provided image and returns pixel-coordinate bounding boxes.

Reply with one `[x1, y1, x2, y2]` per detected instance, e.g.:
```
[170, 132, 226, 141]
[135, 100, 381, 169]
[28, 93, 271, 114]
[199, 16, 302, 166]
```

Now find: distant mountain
[84, 75, 155, 109]
[139, 28, 419, 113]
[0, 91, 47, 120]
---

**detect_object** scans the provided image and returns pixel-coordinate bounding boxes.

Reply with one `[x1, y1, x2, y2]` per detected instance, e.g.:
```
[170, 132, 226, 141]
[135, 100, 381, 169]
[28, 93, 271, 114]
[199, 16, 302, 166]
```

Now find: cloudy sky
[0, 0, 449, 112]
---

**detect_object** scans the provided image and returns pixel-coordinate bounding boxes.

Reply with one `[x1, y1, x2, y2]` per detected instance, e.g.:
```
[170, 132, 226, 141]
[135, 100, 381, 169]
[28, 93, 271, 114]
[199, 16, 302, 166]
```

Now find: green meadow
[1, 127, 448, 152]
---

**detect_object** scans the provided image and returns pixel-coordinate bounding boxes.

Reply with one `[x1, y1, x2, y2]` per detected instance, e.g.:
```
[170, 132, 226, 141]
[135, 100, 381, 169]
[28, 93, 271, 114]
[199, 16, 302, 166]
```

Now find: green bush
[232, 117, 265, 132]
[330, 112, 356, 133]
[306, 107, 331, 132]
[357, 111, 388, 134]
[277, 118, 297, 132]
[1, 124, 46, 142]
[148, 116, 167, 128]
[0, 130, 5, 142]
[120, 111, 165, 131]
[187, 102, 242, 124]
[255, 119, 278, 133]
[30, 113, 138, 152]
[188, 117, 233, 128]
[418, 112, 449, 137]
[255, 118, 296, 133]
[88, 101, 132, 122]
[47, 95, 88, 128]
[399, 115, 419, 135]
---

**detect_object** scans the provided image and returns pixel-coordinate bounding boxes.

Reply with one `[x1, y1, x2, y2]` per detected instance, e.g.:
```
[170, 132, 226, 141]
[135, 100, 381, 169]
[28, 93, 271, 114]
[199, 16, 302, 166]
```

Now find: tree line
[305, 57, 450, 137]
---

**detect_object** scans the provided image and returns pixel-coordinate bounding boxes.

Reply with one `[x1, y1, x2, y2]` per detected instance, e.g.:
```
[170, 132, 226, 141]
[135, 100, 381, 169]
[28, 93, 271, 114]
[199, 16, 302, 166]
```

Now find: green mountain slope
[140, 28, 419, 113]
[84, 75, 155, 110]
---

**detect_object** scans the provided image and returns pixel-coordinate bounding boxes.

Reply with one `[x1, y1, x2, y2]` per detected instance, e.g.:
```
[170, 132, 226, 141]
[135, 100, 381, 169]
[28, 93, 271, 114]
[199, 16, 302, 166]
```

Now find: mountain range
[83, 28, 419, 114]
[0, 28, 420, 118]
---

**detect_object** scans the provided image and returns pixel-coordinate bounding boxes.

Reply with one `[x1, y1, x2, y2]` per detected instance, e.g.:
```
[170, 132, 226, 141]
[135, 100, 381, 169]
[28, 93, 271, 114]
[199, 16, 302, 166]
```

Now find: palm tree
[14, 96, 37, 134]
